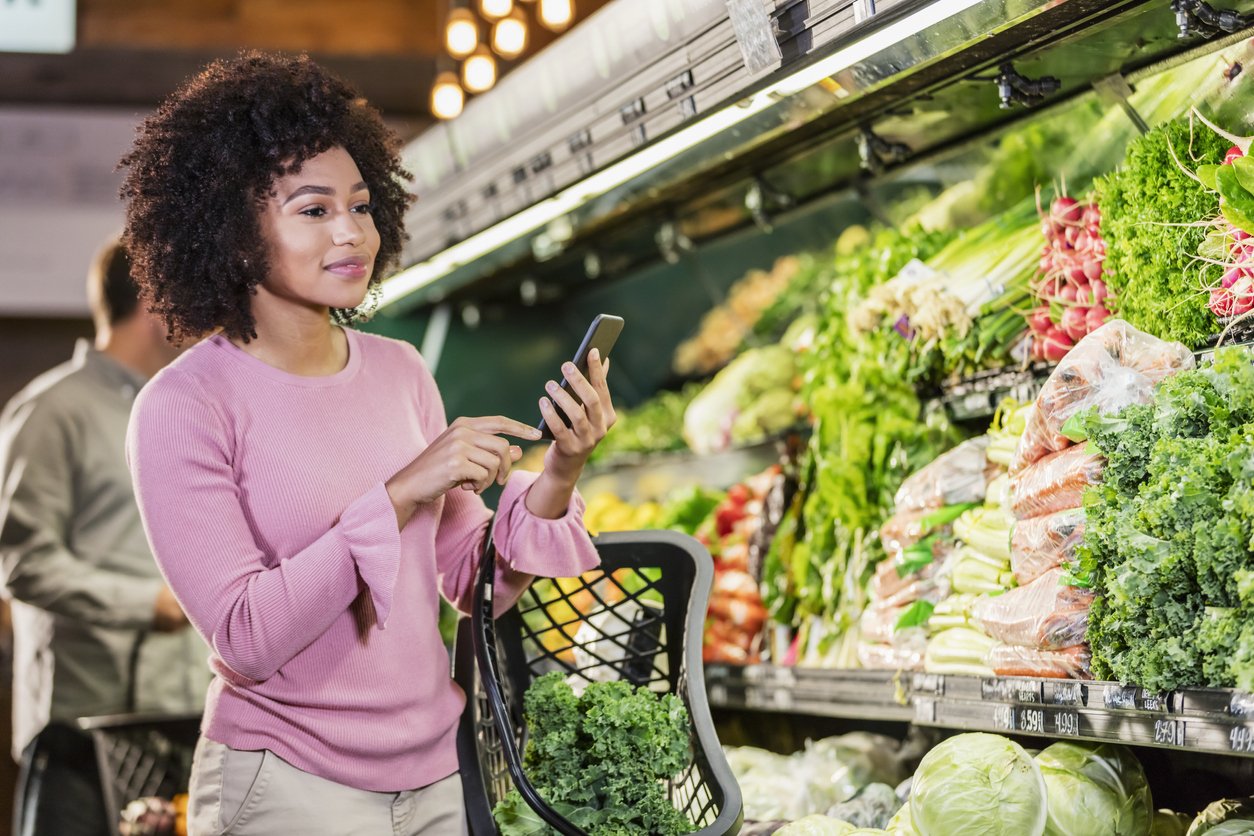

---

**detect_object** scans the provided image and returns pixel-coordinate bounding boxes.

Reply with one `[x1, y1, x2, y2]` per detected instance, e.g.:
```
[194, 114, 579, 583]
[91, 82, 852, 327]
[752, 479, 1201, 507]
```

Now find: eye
[299, 205, 327, 218]
[351, 202, 374, 215]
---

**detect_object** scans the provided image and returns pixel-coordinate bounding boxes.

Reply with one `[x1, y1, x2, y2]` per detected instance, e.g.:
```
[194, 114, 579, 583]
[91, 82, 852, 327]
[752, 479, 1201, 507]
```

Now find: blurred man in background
[0, 239, 210, 836]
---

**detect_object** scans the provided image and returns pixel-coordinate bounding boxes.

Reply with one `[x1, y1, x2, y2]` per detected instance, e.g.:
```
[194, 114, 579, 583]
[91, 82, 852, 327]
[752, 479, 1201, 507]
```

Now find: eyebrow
[282, 181, 369, 206]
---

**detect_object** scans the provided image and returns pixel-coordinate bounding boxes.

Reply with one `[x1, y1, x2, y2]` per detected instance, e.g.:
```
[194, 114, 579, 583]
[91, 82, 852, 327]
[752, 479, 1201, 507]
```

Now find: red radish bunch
[1027, 194, 1113, 362]
[1207, 146, 1254, 321]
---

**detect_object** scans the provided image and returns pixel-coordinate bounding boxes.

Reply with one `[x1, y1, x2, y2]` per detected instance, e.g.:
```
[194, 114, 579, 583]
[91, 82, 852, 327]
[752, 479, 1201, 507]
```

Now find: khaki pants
[187, 737, 469, 836]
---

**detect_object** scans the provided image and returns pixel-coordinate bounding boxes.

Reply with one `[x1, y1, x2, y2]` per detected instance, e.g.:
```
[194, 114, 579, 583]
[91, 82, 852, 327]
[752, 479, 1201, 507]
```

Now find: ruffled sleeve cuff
[493, 471, 600, 579]
[337, 481, 402, 628]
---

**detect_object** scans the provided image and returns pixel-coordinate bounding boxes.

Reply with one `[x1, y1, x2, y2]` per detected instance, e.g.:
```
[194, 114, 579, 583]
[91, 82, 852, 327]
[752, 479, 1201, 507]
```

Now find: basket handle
[470, 526, 587, 836]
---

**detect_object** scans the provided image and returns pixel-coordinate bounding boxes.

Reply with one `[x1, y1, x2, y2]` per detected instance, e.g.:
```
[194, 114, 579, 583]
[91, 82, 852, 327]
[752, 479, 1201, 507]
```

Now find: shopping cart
[456, 528, 743, 836]
[77, 711, 200, 836]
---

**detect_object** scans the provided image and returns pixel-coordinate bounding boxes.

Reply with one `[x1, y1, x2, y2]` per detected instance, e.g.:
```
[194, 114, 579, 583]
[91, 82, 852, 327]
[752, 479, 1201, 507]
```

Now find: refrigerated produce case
[367, 0, 1254, 826]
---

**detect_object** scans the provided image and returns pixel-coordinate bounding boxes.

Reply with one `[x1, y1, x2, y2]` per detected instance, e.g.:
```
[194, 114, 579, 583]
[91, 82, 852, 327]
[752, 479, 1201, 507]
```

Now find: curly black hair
[120, 51, 413, 342]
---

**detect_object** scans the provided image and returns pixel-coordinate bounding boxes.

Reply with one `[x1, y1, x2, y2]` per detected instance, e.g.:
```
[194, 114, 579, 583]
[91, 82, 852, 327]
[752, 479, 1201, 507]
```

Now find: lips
[324, 255, 371, 279]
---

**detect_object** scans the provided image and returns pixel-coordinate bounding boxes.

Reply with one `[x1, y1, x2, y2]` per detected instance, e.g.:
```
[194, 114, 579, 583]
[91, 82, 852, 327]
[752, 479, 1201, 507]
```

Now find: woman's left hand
[540, 348, 615, 479]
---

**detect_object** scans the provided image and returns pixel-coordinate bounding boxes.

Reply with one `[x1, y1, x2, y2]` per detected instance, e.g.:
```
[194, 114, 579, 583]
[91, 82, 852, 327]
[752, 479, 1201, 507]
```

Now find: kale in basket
[493, 672, 696, 836]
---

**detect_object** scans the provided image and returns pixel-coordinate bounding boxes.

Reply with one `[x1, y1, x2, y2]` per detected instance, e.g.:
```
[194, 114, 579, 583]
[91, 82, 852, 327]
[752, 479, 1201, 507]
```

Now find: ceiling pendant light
[478, 0, 513, 21]
[537, 0, 574, 32]
[430, 71, 465, 120]
[462, 46, 498, 94]
[491, 9, 529, 59]
[444, 7, 479, 59]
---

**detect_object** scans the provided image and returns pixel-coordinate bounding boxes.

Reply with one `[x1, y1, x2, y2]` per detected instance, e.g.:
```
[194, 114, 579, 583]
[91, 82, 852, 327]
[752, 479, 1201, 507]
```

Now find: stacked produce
[1026, 194, 1112, 362]
[1096, 116, 1227, 348]
[1077, 346, 1254, 691]
[751, 734, 1160, 836]
[683, 319, 809, 455]
[851, 204, 1039, 381]
[724, 732, 908, 825]
[762, 227, 959, 667]
[697, 469, 775, 664]
[991, 321, 1194, 679]
[673, 255, 802, 376]
[923, 474, 1017, 678]
[856, 438, 998, 672]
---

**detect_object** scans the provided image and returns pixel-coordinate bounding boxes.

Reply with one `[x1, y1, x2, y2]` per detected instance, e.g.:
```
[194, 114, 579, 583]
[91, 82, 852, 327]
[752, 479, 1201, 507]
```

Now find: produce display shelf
[706, 664, 1254, 758]
[705, 664, 914, 722]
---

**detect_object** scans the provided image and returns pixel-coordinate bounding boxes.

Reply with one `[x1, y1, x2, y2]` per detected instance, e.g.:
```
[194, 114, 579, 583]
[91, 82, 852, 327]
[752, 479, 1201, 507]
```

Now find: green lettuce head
[909, 733, 1046, 836]
[1036, 742, 1152, 836]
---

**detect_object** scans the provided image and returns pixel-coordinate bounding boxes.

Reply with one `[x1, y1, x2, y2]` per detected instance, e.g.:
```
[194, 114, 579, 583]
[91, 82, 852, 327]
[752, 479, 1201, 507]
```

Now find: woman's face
[258, 145, 381, 313]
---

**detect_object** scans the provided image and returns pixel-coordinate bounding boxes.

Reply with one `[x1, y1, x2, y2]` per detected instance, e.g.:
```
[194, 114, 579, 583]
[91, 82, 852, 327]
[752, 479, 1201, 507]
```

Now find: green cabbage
[1188, 797, 1254, 835]
[909, 733, 1047, 836]
[1035, 742, 1153, 836]
[775, 815, 857, 836]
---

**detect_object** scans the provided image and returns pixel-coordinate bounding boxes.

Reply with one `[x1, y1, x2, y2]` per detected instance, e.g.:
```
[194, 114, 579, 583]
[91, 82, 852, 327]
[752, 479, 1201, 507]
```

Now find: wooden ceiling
[0, 0, 613, 139]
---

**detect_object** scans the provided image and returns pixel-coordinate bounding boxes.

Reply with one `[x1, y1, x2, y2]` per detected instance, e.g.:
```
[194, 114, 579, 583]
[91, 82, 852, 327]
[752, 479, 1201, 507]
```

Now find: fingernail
[562, 362, 575, 374]
[540, 397, 550, 408]
[590, 349, 599, 361]
[528, 428, 542, 438]
[546, 381, 557, 392]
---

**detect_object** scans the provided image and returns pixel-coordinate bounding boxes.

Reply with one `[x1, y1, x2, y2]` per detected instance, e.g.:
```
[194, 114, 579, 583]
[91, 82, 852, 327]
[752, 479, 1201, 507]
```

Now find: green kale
[1095, 117, 1226, 348]
[493, 673, 695, 836]
[1079, 402, 1158, 494]
[1084, 349, 1254, 690]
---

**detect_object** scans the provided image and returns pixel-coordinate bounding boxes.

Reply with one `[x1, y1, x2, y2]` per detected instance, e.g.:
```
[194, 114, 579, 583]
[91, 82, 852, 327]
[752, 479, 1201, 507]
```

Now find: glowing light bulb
[462, 48, 497, 94]
[430, 72, 465, 120]
[478, 0, 513, 20]
[444, 8, 479, 59]
[538, 0, 574, 31]
[491, 11, 528, 59]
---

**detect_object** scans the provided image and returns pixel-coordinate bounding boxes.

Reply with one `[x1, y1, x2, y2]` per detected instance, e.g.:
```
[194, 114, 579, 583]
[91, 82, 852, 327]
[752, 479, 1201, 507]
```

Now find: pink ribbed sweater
[127, 328, 599, 792]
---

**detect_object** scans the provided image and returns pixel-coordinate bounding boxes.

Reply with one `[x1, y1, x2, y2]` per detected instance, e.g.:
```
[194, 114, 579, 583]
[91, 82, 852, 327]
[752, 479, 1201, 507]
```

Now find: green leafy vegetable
[1036, 742, 1153, 836]
[1082, 348, 1254, 689]
[492, 673, 695, 836]
[909, 733, 1047, 836]
[1095, 116, 1227, 348]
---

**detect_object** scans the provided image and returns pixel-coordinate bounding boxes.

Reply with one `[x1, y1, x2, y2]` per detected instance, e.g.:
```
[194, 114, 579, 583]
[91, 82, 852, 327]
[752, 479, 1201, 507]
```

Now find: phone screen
[538, 314, 625, 439]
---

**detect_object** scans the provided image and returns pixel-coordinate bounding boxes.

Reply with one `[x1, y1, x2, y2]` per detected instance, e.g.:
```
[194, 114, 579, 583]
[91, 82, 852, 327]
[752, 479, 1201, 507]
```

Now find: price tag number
[1230, 725, 1254, 753]
[1019, 708, 1046, 735]
[993, 705, 1014, 731]
[1054, 711, 1080, 737]
[1154, 719, 1183, 747]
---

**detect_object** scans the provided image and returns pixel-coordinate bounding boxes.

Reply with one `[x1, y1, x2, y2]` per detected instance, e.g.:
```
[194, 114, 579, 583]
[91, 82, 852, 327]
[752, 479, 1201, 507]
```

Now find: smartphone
[538, 314, 625, 439]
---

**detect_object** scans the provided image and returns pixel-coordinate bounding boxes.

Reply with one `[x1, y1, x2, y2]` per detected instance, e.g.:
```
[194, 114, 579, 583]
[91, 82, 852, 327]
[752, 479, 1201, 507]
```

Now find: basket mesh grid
[85, 718, 200, 835]
[470, 565, 724, 830]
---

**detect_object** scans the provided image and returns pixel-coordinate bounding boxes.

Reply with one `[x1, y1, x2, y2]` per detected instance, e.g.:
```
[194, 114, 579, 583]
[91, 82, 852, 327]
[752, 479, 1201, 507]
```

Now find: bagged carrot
[1009, 444, 1104, 519]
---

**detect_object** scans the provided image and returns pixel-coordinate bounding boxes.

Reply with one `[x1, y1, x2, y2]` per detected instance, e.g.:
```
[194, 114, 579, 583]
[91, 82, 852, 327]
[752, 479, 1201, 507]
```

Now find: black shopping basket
[455, 528, 743, 836]
[77, 712, 201, 836]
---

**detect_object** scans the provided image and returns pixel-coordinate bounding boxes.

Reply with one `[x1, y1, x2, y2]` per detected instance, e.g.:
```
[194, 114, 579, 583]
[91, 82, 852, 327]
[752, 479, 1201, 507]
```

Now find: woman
[121, 53, 611, 835]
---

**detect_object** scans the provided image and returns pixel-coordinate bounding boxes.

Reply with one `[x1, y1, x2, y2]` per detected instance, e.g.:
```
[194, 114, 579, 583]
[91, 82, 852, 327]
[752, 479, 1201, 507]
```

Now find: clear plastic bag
[894, 437, 994, 512]
[973, 567, 1095, 649]
[857, 639, 926, 672]
[1010, 320, 1194, 473]
[988, 643, 1092, 679]
[1009, 444, 1104, 520]
[870, 541, 954, 607]
[1011, 508, 1086, 585]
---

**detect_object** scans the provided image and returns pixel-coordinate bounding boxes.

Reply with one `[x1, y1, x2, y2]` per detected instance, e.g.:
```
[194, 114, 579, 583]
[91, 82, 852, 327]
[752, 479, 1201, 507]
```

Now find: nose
[331, 210, 367, 247]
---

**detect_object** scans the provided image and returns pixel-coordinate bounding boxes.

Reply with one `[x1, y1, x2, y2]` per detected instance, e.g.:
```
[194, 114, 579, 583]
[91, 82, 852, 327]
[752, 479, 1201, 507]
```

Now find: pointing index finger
[466, 415, 543, 440]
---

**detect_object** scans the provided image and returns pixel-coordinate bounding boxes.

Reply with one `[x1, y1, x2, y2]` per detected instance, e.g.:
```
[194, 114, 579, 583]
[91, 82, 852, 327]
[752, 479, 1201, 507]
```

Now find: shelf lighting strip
[378, 0, 986, 310]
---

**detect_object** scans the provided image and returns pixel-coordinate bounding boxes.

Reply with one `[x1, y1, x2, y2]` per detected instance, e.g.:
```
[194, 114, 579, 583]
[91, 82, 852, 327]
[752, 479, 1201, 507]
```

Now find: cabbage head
[1188, 797, 1254, 835]
[1036, 741, 1152, 835]
[909, 733, 1046, 836]
[775, 815, 856, 836]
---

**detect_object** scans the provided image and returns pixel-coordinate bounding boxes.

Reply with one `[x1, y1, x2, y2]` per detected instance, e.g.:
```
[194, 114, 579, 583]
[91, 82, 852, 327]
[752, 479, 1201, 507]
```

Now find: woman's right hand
[384, 416, 542, 528]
